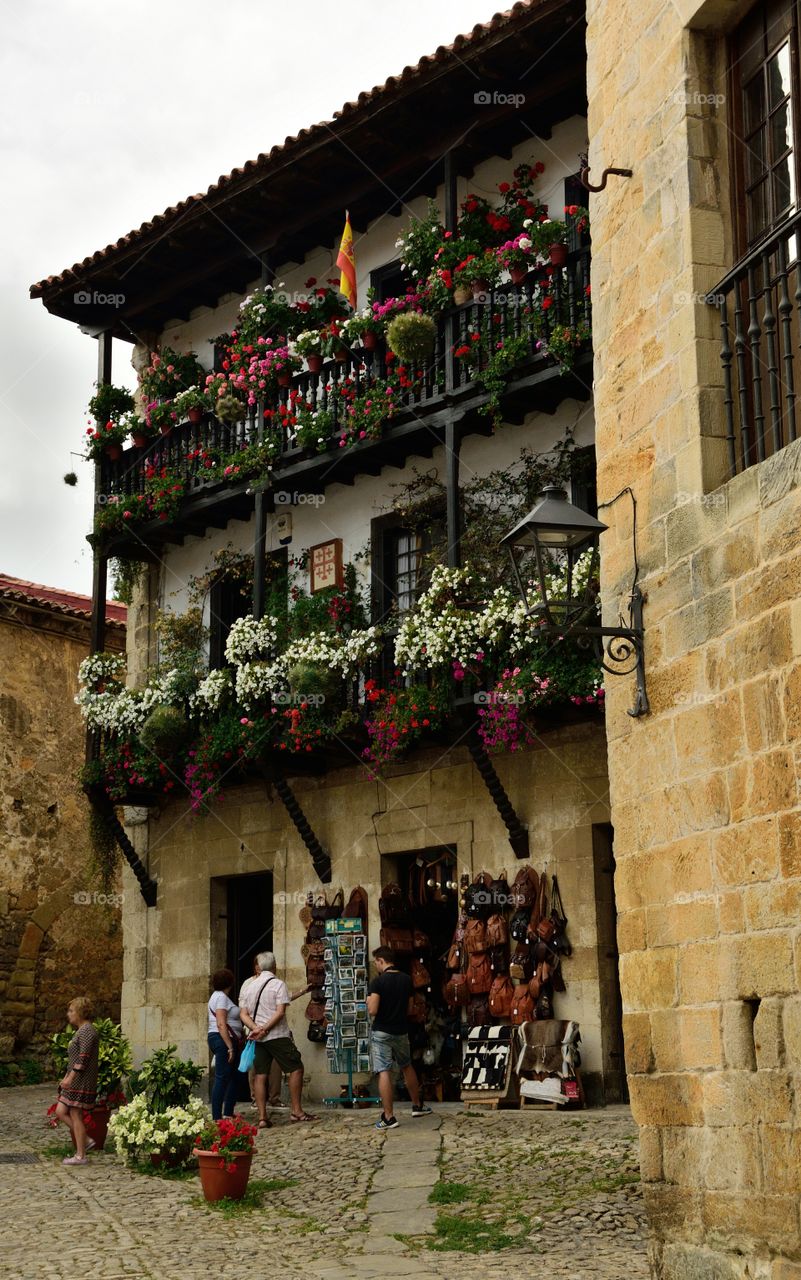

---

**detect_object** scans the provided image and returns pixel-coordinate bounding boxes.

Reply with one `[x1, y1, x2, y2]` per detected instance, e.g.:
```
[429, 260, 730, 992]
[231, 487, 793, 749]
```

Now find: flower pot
[277, 371, 292, 387]
[549, 243, 568, 267]
[334, 347, 349, 363]
[131, 432, 149, 448]
[362, 331, 378, 351]
[472, 280, 490, 299]
[159, 423, 172, 437]
[306, 354, 323, 374]
[104, 443, 122, 461]
[71, 1102, 110, 1151]
[188, 406, 204, 425]
[510, 265, 529, 285]
[453, 287, 472, 306]
[196, 1148, 253, 1202]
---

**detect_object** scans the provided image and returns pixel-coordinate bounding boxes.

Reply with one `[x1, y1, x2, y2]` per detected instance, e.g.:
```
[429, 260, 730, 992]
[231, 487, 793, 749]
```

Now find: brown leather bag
[511, 865, 539, 909]
[446, 941, 463, 970]
[488, 975, 514, 1018]
[464, 919, 488, 955]
[306, 957, 326, 986]
[413, 928, 431, 952]
[467, 952, 492, 994]
[408, 992, 428, 1023]
[380, 926, 414, 954]
[411, 957, 431, 990]
[305, 998, 326, 1022]
[379, 883, 409, 926]
[485, 913, 509, 947]
[510, 989, 535, 1025]
[535, 875, 556, 942]
[444, 973, 470, 1008]
[509, 944, 533, 982]
[344, 885, 368, 926]
[468, 996, 491, 1026]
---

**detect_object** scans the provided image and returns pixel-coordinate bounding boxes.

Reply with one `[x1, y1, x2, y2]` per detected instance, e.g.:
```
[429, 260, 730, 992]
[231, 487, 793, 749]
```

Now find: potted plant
[85, 418, 129, 462]
[294, 329, 326, 374]
[86, 383, 135, 459]
[122, 412, 153, 448]
[174, 386, 210, 426]
[386, 311, 437, 365]
[107, 1092, 209, 1168]
[341, 307, 383, 352]
[453, 250, 501, 300]
[193, 1114, 258, 1202]
[272, 347, 302, 387]
[50, 1018, 132, 1150]
[138, 706, 193, 756]
[497, 233, 536, 284]
[149, 402, 177, 437]
[294, 406, 335, 453]
[139, 347, 205, 404]
[323, 322, 350, 363]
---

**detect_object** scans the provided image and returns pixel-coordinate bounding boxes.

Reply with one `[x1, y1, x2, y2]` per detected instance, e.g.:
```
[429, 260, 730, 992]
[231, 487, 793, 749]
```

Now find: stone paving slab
[0, 1085, 649, 1279]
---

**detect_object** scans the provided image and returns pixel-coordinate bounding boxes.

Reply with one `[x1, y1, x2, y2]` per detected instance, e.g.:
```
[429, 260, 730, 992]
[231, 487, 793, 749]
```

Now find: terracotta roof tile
[0, 574, 127, 626]
[30, 1, 544, 298]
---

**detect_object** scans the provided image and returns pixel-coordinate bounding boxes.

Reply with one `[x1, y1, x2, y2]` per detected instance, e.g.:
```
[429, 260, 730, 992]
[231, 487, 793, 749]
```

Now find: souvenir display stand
[322, 918, 381, 1108]
[459, 1025, 519, 1110]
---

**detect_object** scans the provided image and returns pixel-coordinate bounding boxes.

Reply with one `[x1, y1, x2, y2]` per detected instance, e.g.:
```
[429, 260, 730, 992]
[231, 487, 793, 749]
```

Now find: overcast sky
[1, 0, 496, 596]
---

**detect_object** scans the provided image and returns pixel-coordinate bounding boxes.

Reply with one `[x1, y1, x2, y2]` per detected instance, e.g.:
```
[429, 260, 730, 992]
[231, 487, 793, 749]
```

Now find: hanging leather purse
[468, 996, 491, 1027]
[408, 992, 428, 1023]
[413, 927, 431, 952]
[467, 951, 492, 994]
[549, 876, 572, 955]
[445, 973, 470, 1008]
[488, 944, 509, 974]
[511, 865, 539, 908]
[510, 907, 531, 943]
[510, 989, 535, 1025]
[488, 975, 514, 1019]
[509, 944, 534, 981]
[411, 957, 431, 990]
[485, 913, 509, 947]
[380, 926, 414, 954]
[305, 997, 326, 1021]
[535, 875, 556, 943]
[379, 882, 409, 926]
[307, 1020, 326, 1043]
[446, 941, 463, 970]
[464, 919, 488, 955]
[344, 885, 368, 926]
[490, 867, 510, 909]
[465, 871, 494, 920]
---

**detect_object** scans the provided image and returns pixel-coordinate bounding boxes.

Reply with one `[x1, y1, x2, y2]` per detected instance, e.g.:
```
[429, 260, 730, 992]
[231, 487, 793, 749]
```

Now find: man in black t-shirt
[367, 947, 433, 1129]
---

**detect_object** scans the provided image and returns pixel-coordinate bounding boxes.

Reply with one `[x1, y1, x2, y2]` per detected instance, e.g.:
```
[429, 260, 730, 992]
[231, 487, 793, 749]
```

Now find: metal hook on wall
[579, 166, 633, 193]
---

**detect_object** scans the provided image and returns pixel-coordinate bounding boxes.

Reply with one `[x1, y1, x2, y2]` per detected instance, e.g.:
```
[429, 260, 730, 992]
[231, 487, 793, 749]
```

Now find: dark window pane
[770, 100, 793, 160]
[746, 127, 767, 183]
[747, 178, 769, 240]
[768, 41, 792, 107]
[773, 154, 795, 211]
[744, 72, 766, 132]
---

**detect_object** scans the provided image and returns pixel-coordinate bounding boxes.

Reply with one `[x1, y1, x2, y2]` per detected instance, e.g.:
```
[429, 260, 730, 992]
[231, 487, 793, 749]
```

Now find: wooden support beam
[467, 731, 530, 860]
[268, 770, 332, 884]
[445, 418, 461, 569]
[89, 330, 112, 657]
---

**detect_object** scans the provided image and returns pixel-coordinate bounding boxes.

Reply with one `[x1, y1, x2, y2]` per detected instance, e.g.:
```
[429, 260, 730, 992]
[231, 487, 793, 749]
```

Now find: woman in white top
[208, 968, 244, 1119]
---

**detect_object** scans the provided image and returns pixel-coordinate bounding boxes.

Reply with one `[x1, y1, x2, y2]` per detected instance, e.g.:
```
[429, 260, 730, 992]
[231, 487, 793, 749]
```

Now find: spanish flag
[337, 211, 357, 310]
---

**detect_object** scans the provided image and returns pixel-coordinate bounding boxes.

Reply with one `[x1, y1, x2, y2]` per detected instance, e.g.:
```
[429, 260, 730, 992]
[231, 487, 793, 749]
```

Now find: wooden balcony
[98, 248, 592, 556]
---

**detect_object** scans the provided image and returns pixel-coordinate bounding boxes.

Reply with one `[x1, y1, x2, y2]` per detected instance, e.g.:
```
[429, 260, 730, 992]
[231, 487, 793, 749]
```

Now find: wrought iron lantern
[500, 485, 649, 718]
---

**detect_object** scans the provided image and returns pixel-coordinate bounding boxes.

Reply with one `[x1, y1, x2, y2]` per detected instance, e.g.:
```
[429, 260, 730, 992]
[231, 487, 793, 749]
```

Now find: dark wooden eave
[30, 0, 586, 339]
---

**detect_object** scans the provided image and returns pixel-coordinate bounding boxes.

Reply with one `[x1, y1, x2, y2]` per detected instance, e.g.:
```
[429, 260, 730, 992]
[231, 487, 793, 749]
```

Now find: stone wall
[0, 606, 124, 1065]
[587, 0, 801, 1275]
[120, 720, 615, 1101]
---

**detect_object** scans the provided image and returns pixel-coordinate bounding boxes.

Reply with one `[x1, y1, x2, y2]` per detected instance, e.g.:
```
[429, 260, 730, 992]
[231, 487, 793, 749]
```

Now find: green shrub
[139, 706, 192, 755]
[386, 312, 437, 364]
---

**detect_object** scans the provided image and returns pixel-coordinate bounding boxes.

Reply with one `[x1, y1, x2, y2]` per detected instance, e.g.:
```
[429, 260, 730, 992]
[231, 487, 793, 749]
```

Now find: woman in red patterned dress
[54, 996, 100, 1166]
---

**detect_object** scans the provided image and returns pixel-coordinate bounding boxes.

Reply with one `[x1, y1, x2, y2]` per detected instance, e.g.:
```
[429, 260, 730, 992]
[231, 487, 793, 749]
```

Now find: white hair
[256, 951, 276, 973]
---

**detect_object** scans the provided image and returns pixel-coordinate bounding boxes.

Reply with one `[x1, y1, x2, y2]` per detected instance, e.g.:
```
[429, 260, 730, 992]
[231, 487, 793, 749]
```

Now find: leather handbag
[511, 865, 539, 909]
[467, 952, 492, 994]
[307, 1020, 326, 1043]
[464, 919, 488, 955]
[446, 941, 463, 970]
[468, 996, 491, 1027]
[549, 876, 572, 955]
[485, 913, 509, 947]
[509, 944, 533, 981]
[488, 975, 514, 1019]
[488, 944, 509, 974]
[510, 989, 535, 1025]
[305, 997, 326, 1021]
[490, 867, 510, 909]
[413, 928, 431, 952]
[344, 885, 368, 926]
[535, 876, 556, 942]
[535, 991, 553, 1020]
[408, 992, 427, 1023]
[465, 871, 494, 920]
[510, 908, 531, 943]
[379, 883, 409, 926]
[306, 957, 326, 986]
[379, 926, 414, 954]
[411, 957, 431, 990]
[444, 973, 469, 1008]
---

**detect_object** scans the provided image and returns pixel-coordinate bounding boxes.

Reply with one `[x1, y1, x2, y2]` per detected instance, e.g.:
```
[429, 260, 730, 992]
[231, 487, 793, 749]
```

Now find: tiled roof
[0, 574, 127, 626]
[30, 2, 548, 298]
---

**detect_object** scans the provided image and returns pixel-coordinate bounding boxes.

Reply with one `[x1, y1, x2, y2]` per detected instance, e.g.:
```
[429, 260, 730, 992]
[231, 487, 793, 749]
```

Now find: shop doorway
[592, 824, 628, 1104]
[219, 871, 274, 994]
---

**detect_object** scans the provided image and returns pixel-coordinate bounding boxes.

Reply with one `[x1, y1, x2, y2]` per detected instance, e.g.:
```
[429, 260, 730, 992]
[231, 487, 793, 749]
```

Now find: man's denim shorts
[371, 1030, 411, 1073]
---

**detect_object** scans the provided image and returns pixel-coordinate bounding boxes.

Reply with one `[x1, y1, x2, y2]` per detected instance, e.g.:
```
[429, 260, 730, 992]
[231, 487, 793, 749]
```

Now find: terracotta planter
[472, 279, 490, 299]
[104, 443, 122, 461]
[362, 331, 378, 351]
[510, 265, 529, 285]
[196, 1148, 253, 1202]
[131, 431, 149, 448]
[159, 423, 172, 437]
[71, 1102, 110, 1151]
[277, 371, 292, 387]
[453, 286, 472, 306]
[306, 354, 323, 374]
[188, 406, 204, 425]
[549, 243, 568, 267]
[334, 347, 349, 363]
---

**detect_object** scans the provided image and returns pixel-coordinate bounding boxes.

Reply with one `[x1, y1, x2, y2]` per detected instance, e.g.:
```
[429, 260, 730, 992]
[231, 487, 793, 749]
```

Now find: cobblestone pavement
[0, 1086, 649, 1280]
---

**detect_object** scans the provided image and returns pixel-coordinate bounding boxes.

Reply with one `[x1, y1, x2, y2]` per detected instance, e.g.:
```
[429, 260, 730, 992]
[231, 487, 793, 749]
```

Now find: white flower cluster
[77, 651, 126, 688]
[224, 615, 280, 665]
[235, 659, 286, 710]
[190, 667, 233, 713]
[107, 1094, 210, 1164]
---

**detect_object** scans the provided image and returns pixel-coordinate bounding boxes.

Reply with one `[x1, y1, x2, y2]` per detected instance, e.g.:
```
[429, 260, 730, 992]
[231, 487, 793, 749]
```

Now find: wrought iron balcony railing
[710, 210, 801, 476]
[98, 247, 591, 541]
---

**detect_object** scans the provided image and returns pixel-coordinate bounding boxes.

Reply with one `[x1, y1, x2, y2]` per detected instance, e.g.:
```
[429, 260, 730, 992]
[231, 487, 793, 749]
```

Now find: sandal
[258, 1119, 272, 1129]
[290, 1112, 319, 1123]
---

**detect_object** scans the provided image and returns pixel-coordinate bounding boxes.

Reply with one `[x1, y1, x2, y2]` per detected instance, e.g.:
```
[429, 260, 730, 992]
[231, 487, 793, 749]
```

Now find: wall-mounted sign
[309, 538, 344, 594]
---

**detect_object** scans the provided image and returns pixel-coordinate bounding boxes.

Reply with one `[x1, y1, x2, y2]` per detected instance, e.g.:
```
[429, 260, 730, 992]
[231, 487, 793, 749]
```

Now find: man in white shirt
[240, 951, 318, 1126]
